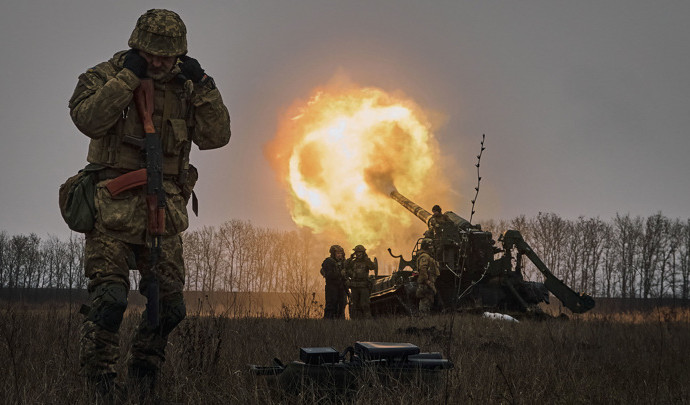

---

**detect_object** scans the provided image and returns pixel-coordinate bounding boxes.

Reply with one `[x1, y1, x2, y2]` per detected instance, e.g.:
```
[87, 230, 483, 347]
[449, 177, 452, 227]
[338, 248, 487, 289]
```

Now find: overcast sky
[1, 1, 688, 238]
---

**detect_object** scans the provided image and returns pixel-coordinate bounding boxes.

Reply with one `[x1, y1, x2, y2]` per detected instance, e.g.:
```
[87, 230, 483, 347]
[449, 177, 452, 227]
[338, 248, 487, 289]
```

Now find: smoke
[364, 169, 396, 196]
[264, 75, 460, 254]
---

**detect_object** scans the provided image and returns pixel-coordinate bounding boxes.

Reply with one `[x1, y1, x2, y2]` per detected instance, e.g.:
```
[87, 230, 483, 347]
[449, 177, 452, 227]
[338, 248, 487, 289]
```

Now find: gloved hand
[123, 49, 147, 78]
[178, 55, 205, 83]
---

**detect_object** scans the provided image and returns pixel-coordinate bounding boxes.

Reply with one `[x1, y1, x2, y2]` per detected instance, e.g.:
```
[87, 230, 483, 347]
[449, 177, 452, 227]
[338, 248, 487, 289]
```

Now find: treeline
[481, 212, 690, 300]
[0, 220, 329, 298]
[1, 212, 689, 300]
[182, 219, 327, 297]
[0, 232, 86, 290]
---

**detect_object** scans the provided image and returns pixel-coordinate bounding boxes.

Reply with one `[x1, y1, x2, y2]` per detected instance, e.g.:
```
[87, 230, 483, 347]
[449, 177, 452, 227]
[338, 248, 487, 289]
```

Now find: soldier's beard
[147, 68, 171, 81]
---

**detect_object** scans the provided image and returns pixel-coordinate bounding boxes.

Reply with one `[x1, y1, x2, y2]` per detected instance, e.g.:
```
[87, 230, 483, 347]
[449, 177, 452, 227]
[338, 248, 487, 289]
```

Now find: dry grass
[0, 299, 689, 404]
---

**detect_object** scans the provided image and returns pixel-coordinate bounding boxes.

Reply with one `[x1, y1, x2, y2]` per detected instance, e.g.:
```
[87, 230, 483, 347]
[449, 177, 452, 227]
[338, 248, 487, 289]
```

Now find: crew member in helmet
[416, 238, 440, 314]
[321, 245, 347, 319]
[344, 245, 378, 318]
[68, 9, 231, 399]
[426, 204, 452, 239]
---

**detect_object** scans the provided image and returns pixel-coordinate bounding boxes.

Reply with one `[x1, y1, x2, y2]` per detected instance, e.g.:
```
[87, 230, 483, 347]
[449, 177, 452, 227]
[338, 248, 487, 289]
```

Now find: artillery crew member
[68, 9, 231, 399]
[416, 238, 440, 314]
[344, 245, 378, 319]
[321, 245, 347, 319]
[427, 204, 452, 239]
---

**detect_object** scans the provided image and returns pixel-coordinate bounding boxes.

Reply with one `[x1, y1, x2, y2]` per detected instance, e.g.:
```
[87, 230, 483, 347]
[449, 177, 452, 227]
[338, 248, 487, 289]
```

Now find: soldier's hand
[178, 55, 206, 82]
[123, 49, 147, 78]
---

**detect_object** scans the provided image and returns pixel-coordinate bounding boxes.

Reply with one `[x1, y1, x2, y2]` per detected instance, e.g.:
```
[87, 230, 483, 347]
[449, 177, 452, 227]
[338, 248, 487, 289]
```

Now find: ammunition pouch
[58, 164, 102, 233]
[93, 178, 188, 243]
[163, 118, 188, 156]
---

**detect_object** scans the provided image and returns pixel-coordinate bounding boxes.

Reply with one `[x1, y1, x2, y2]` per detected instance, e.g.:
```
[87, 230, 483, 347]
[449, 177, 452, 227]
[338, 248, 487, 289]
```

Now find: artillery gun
[369, 190, 595, 316]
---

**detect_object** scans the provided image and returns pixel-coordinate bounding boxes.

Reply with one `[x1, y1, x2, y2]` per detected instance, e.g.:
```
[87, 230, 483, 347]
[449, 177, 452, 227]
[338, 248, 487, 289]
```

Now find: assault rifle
[98, 79, 164, 327]
[134, 78, 165, 328]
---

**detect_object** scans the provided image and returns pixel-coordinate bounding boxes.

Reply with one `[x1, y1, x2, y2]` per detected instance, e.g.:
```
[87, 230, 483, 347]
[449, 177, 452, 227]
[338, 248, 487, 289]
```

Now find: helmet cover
[128, 9, 187, 56]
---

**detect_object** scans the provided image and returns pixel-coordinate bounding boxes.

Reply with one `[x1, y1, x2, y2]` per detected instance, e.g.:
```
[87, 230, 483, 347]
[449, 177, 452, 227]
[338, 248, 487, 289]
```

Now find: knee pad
[160, 293, 186, 337]
[88, 283, 128, 333]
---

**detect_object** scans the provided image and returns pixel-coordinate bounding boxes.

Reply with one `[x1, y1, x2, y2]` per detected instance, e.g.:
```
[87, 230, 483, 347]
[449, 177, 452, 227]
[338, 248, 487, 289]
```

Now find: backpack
[58, 164, 100, 233]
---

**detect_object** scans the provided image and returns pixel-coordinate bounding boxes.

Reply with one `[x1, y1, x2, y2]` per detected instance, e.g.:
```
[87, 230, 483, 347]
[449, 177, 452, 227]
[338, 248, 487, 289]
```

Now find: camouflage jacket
[345, 255, 377, 283]
[416, 251, 439, 285]
[320, 257, 345, 285]
[68, 51, 231, 244]
[428, 212, 452, 234]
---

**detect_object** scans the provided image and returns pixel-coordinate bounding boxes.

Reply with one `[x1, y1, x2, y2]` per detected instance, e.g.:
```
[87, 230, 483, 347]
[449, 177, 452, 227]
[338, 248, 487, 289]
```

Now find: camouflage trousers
[80, 229, 186, 378]
[323, 282, 347, 319]
[348, 286, 371, 319]
[416, 284, 435, 314]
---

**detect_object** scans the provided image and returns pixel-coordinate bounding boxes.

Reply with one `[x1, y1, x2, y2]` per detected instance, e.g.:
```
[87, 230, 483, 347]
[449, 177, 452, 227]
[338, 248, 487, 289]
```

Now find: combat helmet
[128, 9, 187, 56]
[420, 238, 434, 250]
[432, 205, 442, 214]
[329, 245, 344, 256]
[353, 245, 366, 253]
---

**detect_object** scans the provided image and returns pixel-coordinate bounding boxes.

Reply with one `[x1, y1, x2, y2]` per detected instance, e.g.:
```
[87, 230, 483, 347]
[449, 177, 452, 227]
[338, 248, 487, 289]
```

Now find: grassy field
[0, 300, 688, 404]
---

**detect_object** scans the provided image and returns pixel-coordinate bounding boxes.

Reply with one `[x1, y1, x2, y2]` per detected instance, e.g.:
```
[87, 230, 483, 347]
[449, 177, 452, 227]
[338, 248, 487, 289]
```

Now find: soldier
[320, 245, 347, 319]
[427, 204, 452, 239]
[68, 9, 231, 399]
[344, 245, 378, 319]
[416, 238, 440, 314]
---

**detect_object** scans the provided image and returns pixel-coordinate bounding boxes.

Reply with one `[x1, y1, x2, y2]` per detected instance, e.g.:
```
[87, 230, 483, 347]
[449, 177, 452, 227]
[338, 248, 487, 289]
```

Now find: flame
[265, 80, 451, 248]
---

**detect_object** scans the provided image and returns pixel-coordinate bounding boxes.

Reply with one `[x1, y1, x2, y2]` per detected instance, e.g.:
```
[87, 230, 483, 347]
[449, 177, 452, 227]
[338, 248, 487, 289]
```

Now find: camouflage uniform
[69, 8, 231, 391]
[321, 245, 347, 319]
[416, 243, 440, 314]
[428, 211, 452, 239]
[344, 246, 377, 319]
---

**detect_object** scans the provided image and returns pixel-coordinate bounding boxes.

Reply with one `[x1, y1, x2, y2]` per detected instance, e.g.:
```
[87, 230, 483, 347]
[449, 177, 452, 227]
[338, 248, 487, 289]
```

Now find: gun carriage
[369, 190, 595, 316]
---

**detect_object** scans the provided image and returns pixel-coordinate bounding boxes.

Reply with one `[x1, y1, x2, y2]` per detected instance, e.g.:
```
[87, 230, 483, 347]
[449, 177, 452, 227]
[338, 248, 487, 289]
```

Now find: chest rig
[87, 77, 195, 184]
[351, 259, 371, 281]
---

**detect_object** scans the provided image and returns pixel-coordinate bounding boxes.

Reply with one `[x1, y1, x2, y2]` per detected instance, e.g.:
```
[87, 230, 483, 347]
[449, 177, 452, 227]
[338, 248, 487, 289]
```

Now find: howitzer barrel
[390, 190, 432, 225]
[445, 211, 472, 230]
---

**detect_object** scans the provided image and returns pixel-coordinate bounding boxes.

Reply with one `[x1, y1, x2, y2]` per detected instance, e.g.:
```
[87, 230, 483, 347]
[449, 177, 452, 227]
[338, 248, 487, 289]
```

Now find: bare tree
[679, 220, 690, 300]
[580, 217, 607, 296]
[659, 219, 682, 298]
[66, 233, 86, 289]
[600, 223, 617, 298]
[0, 231, 8, 288]
[638, 213, 667, 299]
[528, 213, 569, 282]
[613, 214, 642, 298]
[5, 234, 41, 288]
[42, 235, 67, 288]
[183, 226, 226, 292]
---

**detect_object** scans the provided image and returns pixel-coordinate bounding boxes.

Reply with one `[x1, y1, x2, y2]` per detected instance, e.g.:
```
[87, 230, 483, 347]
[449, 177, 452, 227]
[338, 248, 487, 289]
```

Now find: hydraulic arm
[500, 230, 595, 313]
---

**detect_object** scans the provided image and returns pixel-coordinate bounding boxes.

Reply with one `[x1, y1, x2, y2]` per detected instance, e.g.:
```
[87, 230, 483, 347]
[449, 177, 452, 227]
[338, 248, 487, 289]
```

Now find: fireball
[265, 82, 449, 248]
